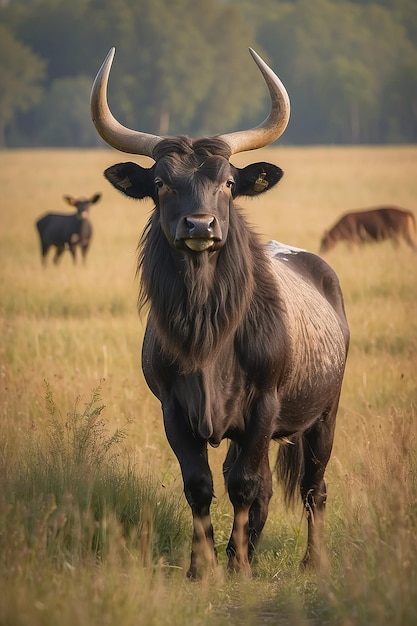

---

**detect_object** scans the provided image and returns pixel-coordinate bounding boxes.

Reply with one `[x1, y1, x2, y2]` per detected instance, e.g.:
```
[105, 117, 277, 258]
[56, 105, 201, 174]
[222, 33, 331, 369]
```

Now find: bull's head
[90, 48, 290, 252]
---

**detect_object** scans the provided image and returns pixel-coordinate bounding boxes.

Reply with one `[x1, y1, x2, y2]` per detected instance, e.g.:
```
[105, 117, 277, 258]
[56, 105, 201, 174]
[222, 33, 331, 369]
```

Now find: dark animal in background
[320, 206, 417, 253]
[35, 193, 101, 265]
[91, 47, 349, 578]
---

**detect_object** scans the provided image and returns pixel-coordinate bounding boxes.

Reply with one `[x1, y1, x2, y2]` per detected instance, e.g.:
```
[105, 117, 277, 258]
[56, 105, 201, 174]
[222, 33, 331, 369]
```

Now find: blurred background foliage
[1, 0, 416, 147]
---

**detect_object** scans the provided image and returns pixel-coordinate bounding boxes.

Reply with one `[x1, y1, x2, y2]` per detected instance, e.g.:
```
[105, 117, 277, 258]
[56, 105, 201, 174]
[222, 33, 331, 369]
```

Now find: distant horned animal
[91, 47, 349, 578]
[320, 206, 417, 254]
[35, 193, 101, 265]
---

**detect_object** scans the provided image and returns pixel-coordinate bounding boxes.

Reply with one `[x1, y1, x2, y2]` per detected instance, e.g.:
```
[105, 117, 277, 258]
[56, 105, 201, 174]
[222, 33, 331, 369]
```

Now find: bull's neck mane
[138, 206, 276, 371]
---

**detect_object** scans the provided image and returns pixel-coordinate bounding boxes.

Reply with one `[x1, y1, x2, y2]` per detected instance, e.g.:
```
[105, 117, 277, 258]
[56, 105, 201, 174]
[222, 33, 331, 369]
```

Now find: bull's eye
[226, 179, 235, 189]
[155, 178, 164, 190]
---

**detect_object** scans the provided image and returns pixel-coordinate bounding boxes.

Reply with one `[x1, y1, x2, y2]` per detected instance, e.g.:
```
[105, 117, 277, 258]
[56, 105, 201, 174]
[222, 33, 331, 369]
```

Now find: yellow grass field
[0, 146, 416, 625]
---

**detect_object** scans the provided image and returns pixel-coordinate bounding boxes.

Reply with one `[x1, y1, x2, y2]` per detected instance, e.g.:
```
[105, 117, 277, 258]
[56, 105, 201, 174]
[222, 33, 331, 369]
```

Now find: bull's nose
[175, 213, 223, 249]
[185, 215, 215, 235]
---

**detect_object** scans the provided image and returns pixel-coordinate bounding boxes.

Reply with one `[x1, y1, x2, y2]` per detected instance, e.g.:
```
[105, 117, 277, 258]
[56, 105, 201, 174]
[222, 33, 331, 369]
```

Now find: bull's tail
[275, 435, 304, 508]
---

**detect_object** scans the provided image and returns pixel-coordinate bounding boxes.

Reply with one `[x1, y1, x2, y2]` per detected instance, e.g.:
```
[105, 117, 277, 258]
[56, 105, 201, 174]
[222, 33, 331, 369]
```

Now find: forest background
[1, 0, 417, 149]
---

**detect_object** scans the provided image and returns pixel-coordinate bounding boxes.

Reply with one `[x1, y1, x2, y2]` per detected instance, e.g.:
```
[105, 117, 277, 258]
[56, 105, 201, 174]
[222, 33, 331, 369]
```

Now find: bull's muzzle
[176, 214, 222, 251]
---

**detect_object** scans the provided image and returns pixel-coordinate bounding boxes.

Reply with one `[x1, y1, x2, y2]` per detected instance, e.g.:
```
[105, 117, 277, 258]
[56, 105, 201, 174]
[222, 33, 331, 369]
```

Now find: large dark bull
[35, 193, 101, 265]
[91, 47, 349, 578]
[320, 206, 417, 253]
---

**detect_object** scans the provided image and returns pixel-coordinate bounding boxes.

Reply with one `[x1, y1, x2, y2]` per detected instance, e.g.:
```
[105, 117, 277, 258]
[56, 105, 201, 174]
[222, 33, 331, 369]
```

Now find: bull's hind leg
[248, 453, 273, 562]
[53, 246, 65, 264]
[300, 407, 337, 572]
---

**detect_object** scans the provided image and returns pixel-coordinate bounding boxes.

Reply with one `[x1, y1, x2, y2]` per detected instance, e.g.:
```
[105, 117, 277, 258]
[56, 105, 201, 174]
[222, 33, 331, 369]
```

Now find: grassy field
[0, 146, 416, 625]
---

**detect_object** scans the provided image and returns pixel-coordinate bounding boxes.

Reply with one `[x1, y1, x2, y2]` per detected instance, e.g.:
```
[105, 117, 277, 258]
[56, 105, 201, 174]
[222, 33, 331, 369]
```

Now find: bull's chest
[170, 355, 246, 444]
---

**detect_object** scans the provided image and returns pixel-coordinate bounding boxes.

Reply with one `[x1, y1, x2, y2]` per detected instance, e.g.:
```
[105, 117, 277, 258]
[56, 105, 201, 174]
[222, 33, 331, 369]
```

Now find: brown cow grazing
[91, 47, 349, 579]
[320, 206, 417, 254]
[36, 194, 101, 265]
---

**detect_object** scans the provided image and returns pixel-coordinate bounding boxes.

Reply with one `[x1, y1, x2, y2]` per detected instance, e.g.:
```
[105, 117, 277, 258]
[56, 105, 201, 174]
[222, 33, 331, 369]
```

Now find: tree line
[1, 0, 416, 147]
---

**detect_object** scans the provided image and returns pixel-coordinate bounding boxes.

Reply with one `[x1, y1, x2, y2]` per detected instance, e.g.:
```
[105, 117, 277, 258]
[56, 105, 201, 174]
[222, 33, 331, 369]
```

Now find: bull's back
[332, 208, 396, 242]
[378, 206, 414, 228]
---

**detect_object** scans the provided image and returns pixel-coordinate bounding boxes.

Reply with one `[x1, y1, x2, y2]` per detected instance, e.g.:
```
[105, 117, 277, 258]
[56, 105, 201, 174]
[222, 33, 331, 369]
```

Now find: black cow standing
[91, 47, 349, 579]
[35, 193, 101, 265]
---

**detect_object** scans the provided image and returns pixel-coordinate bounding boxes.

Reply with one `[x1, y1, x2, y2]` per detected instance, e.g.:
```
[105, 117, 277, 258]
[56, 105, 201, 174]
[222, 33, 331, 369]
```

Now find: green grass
[1, 383, 188, 569]
[0, 146, 417, 625]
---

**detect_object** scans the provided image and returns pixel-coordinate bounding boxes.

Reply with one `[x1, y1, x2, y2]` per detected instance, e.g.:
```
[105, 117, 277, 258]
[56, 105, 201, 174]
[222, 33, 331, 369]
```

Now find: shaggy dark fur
[104, 136, 349, 578]
[138, 204, 282, 373]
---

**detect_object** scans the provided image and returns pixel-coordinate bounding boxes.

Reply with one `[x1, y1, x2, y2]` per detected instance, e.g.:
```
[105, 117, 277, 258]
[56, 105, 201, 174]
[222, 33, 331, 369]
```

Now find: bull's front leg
[163, 403, 216, 579]
[187, 487, 216, 579]
[225, 396, 276, 577]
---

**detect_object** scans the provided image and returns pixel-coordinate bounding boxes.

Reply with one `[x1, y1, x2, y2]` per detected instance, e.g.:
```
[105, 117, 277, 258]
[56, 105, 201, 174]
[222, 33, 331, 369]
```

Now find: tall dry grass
[0, 146, 416, 625]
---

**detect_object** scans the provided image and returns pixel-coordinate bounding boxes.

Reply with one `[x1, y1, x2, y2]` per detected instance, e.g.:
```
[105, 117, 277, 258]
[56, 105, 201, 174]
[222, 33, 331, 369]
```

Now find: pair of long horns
[90, 47, 290, 158]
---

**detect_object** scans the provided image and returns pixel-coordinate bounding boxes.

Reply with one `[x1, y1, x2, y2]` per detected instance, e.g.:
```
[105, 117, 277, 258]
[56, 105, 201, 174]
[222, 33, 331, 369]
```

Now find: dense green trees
[254, 0, 417, 143]
[0, 24, 45, 147]
[1, 0, 416, 146]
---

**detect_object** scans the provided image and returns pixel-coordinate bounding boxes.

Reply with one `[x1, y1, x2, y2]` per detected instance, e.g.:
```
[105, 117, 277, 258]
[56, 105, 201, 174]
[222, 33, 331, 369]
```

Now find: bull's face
[154, 153, 232, 252]
[104, 144, 283, 253]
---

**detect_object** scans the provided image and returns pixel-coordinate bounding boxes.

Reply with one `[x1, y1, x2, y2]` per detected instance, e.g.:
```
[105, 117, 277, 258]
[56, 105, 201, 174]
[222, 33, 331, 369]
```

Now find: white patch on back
[264, 240, 306, 258]
[269, 255, 346, 397]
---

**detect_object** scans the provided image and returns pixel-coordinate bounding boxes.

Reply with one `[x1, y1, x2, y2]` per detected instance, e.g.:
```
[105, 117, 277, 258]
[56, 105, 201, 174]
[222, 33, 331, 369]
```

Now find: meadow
[0, 146, 416, 625]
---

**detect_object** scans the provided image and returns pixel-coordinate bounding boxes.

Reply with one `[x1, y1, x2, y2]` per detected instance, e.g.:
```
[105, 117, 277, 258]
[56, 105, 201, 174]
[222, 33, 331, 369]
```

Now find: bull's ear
[104, 162, 156, 200]
[234, 163, 283, 197]
[64, 195, 76, 206]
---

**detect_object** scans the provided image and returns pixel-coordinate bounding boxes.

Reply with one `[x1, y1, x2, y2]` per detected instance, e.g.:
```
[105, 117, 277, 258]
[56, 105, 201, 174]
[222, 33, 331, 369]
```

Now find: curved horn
[217, 48, 290, 155]
[90, 48, 162, 157]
